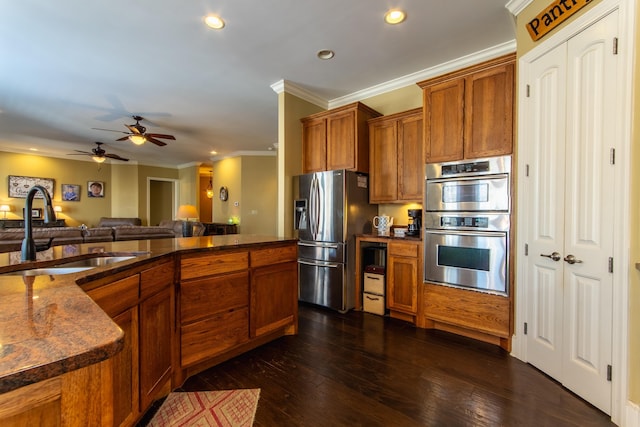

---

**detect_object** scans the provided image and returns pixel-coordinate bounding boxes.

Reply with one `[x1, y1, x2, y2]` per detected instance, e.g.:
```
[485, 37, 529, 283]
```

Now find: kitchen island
[0, 234, 298, 426]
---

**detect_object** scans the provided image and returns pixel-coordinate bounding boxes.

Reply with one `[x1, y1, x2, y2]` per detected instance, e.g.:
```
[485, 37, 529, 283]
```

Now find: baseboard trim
[625, 401, 640, 427]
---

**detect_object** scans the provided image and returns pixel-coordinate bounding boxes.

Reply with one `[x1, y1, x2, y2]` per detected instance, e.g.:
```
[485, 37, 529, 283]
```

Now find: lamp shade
[177, 205, 198, 220]
[128, 134, 146, 145]
[0, 204, 10, 219]
[54, 206, 62, 213]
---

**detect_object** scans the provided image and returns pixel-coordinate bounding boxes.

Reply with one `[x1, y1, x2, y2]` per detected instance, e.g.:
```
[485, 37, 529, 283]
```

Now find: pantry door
[523, 11, 617, 414]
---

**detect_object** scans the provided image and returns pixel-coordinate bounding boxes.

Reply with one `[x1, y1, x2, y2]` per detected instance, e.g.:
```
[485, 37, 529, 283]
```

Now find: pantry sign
[527, 0, 593, 41]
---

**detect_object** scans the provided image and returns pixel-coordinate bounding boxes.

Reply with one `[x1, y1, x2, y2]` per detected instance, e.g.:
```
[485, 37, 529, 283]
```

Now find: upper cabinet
[418, 53, 515, 163]
[301, 102, 381, 173]
[368, 108, 423, 203]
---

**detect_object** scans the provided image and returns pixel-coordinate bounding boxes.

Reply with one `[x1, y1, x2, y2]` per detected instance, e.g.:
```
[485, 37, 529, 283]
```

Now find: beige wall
[515, 0, 639, 405]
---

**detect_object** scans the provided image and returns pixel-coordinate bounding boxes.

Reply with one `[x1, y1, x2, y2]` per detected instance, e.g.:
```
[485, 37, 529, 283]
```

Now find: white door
[523, 11, 617, 414]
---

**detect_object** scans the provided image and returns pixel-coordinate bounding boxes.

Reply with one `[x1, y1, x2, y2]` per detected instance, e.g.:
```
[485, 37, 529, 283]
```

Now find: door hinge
[524, 322, 528, 335]
[610, 148, 616, 165]
[613, 37, 618, 55]
[607, 365, 612, 381]
[524, 243, 529, 256]
[526, 84, 531, 97]
[526, 164, 530, 177]
[609, 257, 614, 273]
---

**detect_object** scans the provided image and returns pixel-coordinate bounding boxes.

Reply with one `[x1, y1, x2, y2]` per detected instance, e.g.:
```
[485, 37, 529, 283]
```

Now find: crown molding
[505, 0, 533, 16]
[328, 40, 516, 109]
[271, 80, 328, 109]
[211, 150, 276, 161]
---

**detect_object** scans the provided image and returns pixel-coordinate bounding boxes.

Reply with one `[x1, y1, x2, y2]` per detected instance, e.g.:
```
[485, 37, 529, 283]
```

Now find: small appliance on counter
[406, 209, 422, 236]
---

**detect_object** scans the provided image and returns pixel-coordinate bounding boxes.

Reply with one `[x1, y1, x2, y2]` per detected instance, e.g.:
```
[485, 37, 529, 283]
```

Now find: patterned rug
[148, 389, 260, 427]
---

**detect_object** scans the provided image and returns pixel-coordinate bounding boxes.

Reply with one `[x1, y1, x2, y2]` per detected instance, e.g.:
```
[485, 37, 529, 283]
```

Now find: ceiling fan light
[92, 156, 106, 163]
[384, 9, 406, 25]
[205, 15, 225, 29]
[129, 134, 147, 145]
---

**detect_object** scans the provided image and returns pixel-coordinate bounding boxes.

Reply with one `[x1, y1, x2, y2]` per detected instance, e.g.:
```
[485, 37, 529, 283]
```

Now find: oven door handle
[425, 229, 507, 238]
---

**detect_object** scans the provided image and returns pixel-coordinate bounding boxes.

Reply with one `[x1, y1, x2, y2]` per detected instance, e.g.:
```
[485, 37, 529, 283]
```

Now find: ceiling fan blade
[92, 127, 129, 134]
[72, 150, 93, 155]
[116, 136, 130, 141]
[146, 136, 167, 146]
[146, 133, 176, 140]
[105, 153, 129, 161]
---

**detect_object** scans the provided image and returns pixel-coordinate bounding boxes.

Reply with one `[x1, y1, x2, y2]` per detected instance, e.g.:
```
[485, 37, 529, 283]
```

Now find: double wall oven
[424, 155, 511, 295]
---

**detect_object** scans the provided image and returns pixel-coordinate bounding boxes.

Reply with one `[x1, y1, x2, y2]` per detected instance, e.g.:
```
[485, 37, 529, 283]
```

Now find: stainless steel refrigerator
[294, 170, 377, 312]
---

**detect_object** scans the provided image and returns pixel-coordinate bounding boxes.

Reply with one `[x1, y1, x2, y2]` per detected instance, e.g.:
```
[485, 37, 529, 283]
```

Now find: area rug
[148, 389, 260, 427]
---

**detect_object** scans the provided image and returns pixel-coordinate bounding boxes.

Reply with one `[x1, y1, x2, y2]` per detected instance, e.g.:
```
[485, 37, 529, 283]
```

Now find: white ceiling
[0, 1, 516, 168]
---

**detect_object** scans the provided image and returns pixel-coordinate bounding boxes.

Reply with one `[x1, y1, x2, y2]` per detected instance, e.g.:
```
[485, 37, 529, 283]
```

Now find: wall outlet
[234, 201, 239, 207]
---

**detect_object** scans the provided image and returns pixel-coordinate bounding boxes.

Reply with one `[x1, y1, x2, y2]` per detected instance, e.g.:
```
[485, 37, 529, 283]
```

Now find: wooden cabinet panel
[369, 120, 398, 202]
[424, 283, 510, 338]
[180, 272, 249, 324]
[464, 62, 514, 159]
[387, 242, 418, 315]
[250, 261, 298, 338]
[250, 244, 297, 268]
[140, 260, 174, 299]
[419, 53, 515, 163]
[302, 117, 327, 173]
[180, 308, 249, 367]
[139, 286, 173, 411]
[423, 79, 465, 163]
[111, 307, 139, 427]
[397, 113, 424, 200]
[301, 102, 380, 173]
[369, 108, 423, 203]
[86, 275, 139, 317]
[180, 251, 248, 280]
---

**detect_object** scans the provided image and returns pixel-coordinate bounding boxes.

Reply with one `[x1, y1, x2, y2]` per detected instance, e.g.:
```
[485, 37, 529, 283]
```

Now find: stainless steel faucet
[21, 185, 56, 261]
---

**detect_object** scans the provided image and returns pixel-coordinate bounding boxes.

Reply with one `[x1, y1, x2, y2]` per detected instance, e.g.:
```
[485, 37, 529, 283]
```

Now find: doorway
[147, 178, 178, 226]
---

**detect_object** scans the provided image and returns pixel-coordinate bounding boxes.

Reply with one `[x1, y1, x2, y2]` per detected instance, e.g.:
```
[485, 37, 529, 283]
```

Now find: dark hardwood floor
[146, 304, 614, 426]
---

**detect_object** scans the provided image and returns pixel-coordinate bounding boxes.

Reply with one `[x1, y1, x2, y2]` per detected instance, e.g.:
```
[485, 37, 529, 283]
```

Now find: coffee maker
[407, 209, 422, 236]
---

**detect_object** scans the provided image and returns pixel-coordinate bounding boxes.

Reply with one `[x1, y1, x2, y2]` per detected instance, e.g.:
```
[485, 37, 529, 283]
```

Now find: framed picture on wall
[8, 175, 54, 199]
[87, 181, 104, 198]
[31, 208, 42, 219]
[62, 184, 80, 201]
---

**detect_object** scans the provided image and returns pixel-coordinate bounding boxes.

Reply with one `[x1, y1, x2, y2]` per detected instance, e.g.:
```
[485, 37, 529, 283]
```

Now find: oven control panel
[441, 216, 489, 228]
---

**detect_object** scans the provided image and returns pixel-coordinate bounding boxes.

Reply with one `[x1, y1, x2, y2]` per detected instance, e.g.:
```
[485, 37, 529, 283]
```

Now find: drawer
[250, 244, 297, 268]
[87, 275, 140, 317]
[180, 271, 249, 324]
[364, 273, 385, 295]
[180, 251, 248, 280]
[388, 241, 418, 258]
[363, 292, 385, 316]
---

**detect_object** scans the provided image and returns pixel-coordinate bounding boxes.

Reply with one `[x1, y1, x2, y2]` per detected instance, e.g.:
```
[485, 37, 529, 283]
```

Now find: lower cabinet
[387, 241, 420, 319]
[85, 258, 175, 427]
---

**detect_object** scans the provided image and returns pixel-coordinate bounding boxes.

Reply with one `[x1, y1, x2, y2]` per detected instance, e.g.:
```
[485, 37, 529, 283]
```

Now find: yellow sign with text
[527, 0, 593, 41]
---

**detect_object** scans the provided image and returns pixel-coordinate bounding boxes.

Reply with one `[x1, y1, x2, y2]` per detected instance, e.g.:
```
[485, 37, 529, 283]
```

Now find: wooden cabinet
[250, 244, 298, 338]
[87, 274, 140, 427]
[368, 108, 423, 203]
[419, 53, 515, 163]
[301, 102, 381, 173]
[86, 258, 175, 427]
[179, 251, 250, 368]
[387, 241, 419, 317]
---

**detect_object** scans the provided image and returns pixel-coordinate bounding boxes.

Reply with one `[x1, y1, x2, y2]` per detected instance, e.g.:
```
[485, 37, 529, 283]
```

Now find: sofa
[0, 218, 206, 253]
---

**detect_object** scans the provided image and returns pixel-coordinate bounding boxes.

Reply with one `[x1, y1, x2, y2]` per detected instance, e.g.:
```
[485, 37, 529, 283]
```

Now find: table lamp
[0, 205, 10, 219]
[177, 204, 199, 237]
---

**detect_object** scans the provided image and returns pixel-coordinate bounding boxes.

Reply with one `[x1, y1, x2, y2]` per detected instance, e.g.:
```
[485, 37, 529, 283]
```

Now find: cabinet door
[111, 307, 140, 427]
[423, 79, 465, 162]
[369, 120, 398, 203]
[302, 117, 327, 173]
[464, 62, 514, 158]
[387, 243, 418, 315]
[397, 113, 423, 201]
[139, 286, 173, 411]
[250, 261, 298, 338]
[326, 109, 356, 170]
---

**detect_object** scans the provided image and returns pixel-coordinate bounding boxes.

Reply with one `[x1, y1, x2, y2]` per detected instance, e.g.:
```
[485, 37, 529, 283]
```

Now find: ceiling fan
[69, 142, 129, 163]
[93, 115, 175, 146]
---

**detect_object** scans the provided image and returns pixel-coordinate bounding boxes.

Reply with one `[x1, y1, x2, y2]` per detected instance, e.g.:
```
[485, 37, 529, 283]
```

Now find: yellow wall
[515, 0, 639, 404]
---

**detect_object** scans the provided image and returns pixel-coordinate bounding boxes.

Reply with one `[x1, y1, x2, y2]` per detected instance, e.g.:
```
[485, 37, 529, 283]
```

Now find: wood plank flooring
[144, 303, 614, 426]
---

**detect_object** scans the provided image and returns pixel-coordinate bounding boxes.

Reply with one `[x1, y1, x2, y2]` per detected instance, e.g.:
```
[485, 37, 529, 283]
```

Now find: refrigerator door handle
[298, 259, 341, 268]
[298, 241, 340, 249]
[310, 174, 321, 239]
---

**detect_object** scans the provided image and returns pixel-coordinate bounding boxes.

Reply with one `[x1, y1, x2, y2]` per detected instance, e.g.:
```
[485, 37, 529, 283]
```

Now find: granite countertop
[0, 234, 296, 394]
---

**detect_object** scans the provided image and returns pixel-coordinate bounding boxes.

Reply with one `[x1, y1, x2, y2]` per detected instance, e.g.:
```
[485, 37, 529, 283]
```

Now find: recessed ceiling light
[205, 15, 225, 29]
[29, 148, 38, 151]
[384, 9, 406, 25]
[317, 50, 335, 60]
[210, 150, 218, 155]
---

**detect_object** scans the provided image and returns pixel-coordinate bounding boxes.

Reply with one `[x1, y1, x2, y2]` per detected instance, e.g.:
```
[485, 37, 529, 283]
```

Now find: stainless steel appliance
[294, 170, 377, 312]
[424, 156, 511, 295]
[407, 208, 422, 236]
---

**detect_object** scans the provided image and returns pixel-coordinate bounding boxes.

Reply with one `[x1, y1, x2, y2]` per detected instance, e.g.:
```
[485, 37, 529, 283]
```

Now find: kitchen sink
[1, 256, 137, 276]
